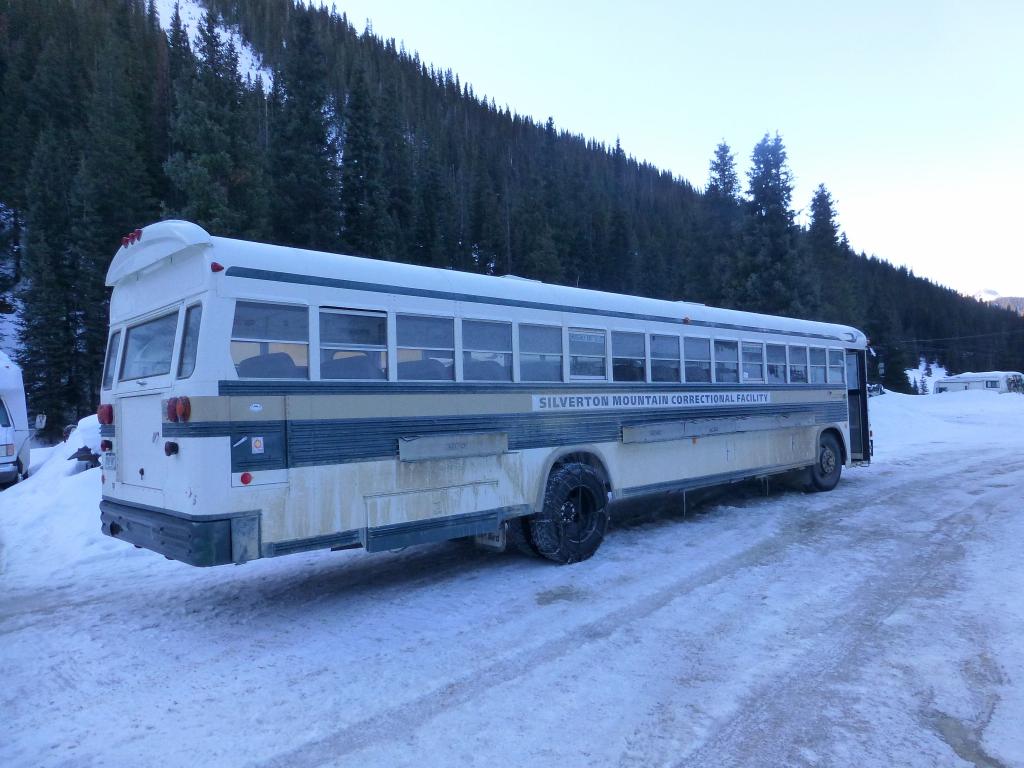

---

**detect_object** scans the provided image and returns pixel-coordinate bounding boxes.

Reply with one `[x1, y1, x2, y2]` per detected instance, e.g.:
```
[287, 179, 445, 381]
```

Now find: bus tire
[808, 432, 842, 492]
[530, 462, 609, 564]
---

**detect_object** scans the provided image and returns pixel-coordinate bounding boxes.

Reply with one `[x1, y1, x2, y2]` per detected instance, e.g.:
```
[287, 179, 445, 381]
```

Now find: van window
[397, 315, 454, 381]
[462, 320, 512, 381]
[569, 329, 606, 379]
[612, 332, 645, 382]
[0, 399, 10, 428]
[231, 302, 309, 379]
[120, 313, 178, 381]
[102, 330, 121, 390]
[320, 310, 387, 380]
[177, 306, 202, 379]
[520, 324, 562, 382]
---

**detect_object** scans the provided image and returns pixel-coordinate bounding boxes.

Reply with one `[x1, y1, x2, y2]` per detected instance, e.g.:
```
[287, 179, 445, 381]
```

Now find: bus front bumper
[100, 499, 260, 567]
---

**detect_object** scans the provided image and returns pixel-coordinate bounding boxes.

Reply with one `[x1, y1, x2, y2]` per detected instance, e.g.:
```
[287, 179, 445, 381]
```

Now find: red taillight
[164, 441, 179, 456]
[210, 262, 225, 273]
[175, 396, 191, 422]
[165, 397, 179, 423]
[240, 472, 253, 485]
[97, 404, 114, 425]
[100, 439, 112, 452]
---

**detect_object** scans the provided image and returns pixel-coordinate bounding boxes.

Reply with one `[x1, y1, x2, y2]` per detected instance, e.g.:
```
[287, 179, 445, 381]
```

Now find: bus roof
[110, 220, 868, 346]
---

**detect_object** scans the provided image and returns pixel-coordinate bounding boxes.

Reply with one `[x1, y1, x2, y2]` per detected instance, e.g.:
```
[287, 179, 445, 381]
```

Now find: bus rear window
[120, 313, 178, 381]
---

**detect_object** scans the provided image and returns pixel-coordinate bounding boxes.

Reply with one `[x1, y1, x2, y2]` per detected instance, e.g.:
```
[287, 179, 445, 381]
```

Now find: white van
[0, 350, 31, 486]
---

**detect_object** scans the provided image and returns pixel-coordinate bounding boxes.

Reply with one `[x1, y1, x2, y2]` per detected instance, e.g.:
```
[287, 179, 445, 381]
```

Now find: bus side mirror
[34, 414, 47, 431]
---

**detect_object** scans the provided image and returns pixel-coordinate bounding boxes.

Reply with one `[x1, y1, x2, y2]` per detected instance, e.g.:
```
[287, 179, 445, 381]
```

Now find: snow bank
[0, 415, 111, 584]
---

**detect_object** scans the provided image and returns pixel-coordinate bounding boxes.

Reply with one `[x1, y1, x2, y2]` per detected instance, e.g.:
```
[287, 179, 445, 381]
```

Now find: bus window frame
[230, 299, 311, 381]
[176, 303, 204, 380]
[318, 306, 389, 381]
[568, 327, 608, 381]
[461, 317, 514, 382]
[118, 309, 182, 383]
[396, 313, 456, 382]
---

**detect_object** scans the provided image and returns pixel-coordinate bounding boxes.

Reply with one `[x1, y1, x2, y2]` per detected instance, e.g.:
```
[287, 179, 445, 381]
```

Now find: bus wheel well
[820, 427, 847, 465]
[550, 452, 612, 494]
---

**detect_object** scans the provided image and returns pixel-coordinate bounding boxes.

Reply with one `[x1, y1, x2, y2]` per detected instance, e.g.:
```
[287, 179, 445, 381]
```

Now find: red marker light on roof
[134, 228, 142, 241]
[210, 262, 225, 273]
[121, 236, 130, 248]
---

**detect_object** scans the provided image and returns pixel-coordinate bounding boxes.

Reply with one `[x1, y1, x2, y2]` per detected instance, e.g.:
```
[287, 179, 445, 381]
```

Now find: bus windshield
[120, 312, 178, 381]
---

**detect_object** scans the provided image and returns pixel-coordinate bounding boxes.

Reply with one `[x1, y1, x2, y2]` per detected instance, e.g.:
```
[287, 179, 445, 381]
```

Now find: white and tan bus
[98, 220, 871, 566]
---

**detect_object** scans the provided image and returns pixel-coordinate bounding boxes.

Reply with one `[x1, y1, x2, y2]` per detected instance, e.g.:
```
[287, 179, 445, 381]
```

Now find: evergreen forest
[2, 0, 1023, 434]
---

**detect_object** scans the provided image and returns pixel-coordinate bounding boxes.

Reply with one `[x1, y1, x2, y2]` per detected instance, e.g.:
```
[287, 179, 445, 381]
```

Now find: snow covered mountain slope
[153, 0, 272, 90]
[2, 392, 1024, 767]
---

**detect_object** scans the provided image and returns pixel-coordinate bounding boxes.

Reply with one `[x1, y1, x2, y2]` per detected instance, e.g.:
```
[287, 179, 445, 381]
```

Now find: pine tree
[17, 128, 79, 435]
[732, 133, 813, 317]
[707, 141, 739, 199]
[340, 67, 391, 257]
[267, 12, 341, 250]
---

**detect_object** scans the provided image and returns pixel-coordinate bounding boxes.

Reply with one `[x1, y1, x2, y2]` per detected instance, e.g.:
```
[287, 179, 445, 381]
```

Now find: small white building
[934, 371, 1024, 394]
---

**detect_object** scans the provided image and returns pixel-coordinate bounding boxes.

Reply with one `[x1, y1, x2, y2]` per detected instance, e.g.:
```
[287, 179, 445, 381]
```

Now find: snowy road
[2, 392, 1023, 767]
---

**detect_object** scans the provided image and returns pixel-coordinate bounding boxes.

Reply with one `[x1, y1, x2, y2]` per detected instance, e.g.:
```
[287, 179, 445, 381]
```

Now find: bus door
[845, 349, 871, 463]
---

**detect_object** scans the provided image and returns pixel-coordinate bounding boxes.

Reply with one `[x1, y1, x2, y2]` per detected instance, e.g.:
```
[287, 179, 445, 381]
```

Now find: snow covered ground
[2, 392, 1023, 767]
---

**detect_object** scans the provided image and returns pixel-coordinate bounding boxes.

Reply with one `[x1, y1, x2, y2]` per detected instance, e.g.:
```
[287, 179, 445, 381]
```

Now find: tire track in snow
[253, 449, 1020, 768]
[668, 462, 1024, 768]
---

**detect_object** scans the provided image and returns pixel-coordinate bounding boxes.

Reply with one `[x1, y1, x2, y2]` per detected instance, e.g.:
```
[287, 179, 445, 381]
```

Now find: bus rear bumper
[100, 498, 260, 567]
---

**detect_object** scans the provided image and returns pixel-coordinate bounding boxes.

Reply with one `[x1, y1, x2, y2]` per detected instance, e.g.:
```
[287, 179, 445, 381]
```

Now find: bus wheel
[530, 462, 609, 564]
[809, 432, 842, 492]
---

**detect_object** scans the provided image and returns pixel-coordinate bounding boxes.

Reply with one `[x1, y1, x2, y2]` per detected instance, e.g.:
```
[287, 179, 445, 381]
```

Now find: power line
[886, 328, 1024, 345]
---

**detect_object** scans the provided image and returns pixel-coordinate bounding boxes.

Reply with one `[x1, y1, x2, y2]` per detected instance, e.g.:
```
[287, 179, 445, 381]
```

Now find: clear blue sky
[324, 0, 1024, 296]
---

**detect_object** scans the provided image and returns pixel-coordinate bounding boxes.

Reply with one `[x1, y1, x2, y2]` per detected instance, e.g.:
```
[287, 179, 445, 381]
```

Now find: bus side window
[612, 331, 645, 382]
[766, 344, 787, 383]
[809, 347, 827, 383]
[520, 324, 562, 382]
[320, 310, 387, 380]
[742, 342, 764, 382]
[569, 329, 607, 379]
[788, 345, 808, 383]
[102, 330, 121, 390]
[397, 315, 454, 381]
[462, 320, 512, 381]
[231, 301, 309, 379]
[828, 349, 845, 384]
[650, 334, 680, 382]
[177, 305, 202, 379]
[684, 337, 711, 382]
[714, 340, 739, 383]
